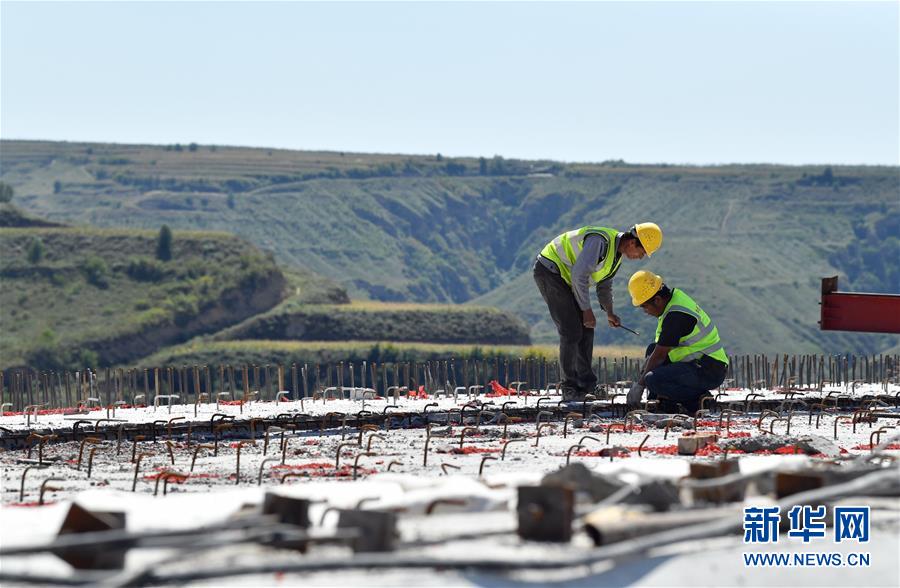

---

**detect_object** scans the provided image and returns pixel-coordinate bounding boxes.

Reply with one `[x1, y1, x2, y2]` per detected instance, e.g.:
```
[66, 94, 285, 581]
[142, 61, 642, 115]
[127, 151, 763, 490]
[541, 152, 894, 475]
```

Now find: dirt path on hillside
[719, 199, 737, 235]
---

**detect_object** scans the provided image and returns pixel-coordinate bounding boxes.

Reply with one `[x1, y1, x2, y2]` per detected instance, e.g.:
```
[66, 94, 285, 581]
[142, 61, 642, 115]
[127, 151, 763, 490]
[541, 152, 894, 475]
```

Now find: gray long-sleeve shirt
[538, 232, 622, 312]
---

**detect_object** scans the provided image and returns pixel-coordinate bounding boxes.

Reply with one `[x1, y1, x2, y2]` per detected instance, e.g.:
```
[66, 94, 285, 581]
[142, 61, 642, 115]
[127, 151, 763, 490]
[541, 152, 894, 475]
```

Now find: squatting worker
[626, 270, 729, 413]
[534, 223, 663, 401]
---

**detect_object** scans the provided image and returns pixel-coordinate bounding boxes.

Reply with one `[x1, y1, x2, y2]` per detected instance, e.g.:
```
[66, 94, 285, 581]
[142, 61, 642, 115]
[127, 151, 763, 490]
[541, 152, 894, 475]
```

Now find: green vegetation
[830, 211, 900, 293]
[282, 268, 351, 306]
[26, 237, 44, 264]
[0, 227, 284, 369]
[0, 182, 13, 203]
[127, 257, 165, 282]
[139, 340, 643, 368]
[214, 301, 531, 345]
[79, 255, 110, 288]
[2, 140, 897, 355]
[156, 224, 173, 261]
[0, 204, 64, 228]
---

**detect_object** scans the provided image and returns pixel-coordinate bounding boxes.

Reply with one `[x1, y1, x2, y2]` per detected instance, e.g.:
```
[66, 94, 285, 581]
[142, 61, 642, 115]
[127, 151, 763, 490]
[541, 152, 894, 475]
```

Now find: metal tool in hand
[618, 324, 640, 336]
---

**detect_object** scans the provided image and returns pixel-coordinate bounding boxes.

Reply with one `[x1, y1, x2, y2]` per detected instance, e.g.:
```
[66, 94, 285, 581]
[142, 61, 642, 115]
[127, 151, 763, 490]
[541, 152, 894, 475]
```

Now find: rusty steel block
[775, 467, 884, 500]
[262, 493, 311, 528]
[688, 459, 743, 503]
[517, 485, 574, 543]
[337, 509, 397, 552]
[56, 503, 127, 569]
[774, 471, 826, 499]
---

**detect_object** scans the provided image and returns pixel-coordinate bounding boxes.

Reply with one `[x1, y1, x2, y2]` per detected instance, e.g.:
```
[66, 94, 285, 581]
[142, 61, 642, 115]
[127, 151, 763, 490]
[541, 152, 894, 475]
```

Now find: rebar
[566, 444, 585, 465]
[281, 435, 292, 465]
[132, 453, 150, 492]
[578, 435, 604, 448]
[19, 465, 48, 502]
[76, 437, 101, 470]
[744, 393, 764, 413]
[129, 435, 146, 464]
[213, 423, 233, 456]
[357, 424, 378, 446]
[534, 423, 555, 447]
[834, 416, 853, 441]
[459, 426, 478, 450]
[440, 463, 461, 475]
[86, 447, 99, 478]
[366, 434, 385, 452]
[336, 442, 359, 469]
[637, 434, 650, 457]
[352, 452, 376, 481]
[39, 477, 63, 505]
[263, 426, 283, 456]
[769, 417, 790, 436]
[190, 444, 214, 472]
[234, 440, 252, 485]
[758, 410, 780, 431]
[164, 440, 176, 465]
[478, 456, 496, 477]
[501, 438, 526, 460]
[605, 423, 626, 445]
[717, 410, 741, 435]
[166, 416, 185, 439]
[563, 412, 582, 439]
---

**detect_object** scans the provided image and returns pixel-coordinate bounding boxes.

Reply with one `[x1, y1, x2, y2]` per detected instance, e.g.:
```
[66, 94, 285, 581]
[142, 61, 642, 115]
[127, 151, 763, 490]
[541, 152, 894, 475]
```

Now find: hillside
[0, 203, 64, 228]
[0, 227, 284, 369]
[214, 301, 531, 345]
[2, 139, 897, 355]
[139, 340, 643, 368]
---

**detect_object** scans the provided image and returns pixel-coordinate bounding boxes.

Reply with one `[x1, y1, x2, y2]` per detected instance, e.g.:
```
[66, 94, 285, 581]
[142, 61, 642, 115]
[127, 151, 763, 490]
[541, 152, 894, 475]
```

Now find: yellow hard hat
[631, 222, 663, 256]
[629, 270, 663, 306]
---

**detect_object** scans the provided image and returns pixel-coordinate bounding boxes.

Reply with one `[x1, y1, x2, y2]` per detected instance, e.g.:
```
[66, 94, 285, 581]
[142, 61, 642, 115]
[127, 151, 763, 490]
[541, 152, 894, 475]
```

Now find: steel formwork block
[517, 485, 574, 543]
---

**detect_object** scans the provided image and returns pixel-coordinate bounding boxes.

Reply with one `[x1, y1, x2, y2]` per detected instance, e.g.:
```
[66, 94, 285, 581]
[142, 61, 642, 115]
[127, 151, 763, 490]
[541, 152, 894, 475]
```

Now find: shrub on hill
[127, 257, 165, 282]
[79, 256, 110, 289]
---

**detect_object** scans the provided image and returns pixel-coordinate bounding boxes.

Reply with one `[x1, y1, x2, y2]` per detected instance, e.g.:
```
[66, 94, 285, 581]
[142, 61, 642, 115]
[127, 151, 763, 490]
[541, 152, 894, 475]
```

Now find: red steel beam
[819, 276, 900, 334]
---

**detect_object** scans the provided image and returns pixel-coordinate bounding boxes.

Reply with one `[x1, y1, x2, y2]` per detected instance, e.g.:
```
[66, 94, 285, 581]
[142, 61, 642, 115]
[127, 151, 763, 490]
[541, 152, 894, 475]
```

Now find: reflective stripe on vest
[539, 226, 621, 286]
[654, 289, 729, 365]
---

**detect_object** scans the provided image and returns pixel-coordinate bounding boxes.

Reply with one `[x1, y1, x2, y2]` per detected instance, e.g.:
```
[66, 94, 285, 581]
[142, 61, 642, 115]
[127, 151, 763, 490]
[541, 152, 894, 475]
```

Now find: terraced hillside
[0, 226, 284, 368]
[214, 301, 530, 345]
[2, 140, 897, 354]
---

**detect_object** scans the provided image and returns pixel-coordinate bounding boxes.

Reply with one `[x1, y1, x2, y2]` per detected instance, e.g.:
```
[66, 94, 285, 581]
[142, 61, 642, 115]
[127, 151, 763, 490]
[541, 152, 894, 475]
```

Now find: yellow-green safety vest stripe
[654, 288, 729, 365]
[539, 226, 622, 286]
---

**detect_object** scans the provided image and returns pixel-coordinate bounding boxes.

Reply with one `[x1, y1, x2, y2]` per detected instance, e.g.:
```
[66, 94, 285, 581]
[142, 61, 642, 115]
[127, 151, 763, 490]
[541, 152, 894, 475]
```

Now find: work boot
[591, 384, 609, 400]
[657, 398, 695, 415]
[655, 396, 680, 414]
[561, 387, 584, 402]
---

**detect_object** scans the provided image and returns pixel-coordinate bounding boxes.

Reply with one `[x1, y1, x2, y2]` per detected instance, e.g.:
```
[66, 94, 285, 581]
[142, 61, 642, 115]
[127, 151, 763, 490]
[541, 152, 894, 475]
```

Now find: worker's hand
[606, 312, 621, 328]
[627, 382, 645, 406]
[582, 309, 596, 329]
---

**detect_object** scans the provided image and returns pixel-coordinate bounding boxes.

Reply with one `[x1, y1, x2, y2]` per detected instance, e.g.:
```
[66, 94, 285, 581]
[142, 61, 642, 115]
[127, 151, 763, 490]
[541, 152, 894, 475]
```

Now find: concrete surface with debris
[1, 384, 898, 587]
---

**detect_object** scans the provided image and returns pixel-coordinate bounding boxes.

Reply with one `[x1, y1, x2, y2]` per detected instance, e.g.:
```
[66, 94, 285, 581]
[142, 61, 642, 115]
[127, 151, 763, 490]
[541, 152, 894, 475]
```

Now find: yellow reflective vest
[654, 288, 729, 365]
[540, 226, 621, 286]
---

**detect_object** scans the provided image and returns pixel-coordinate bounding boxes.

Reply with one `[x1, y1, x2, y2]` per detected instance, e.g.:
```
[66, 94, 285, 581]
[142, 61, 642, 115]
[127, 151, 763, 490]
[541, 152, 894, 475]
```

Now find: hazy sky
[2, 1, 898, 165]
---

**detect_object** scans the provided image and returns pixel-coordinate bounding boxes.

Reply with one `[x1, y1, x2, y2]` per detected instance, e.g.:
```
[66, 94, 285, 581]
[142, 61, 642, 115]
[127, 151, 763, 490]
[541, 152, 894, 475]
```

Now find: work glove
[627, 382, 645, 406]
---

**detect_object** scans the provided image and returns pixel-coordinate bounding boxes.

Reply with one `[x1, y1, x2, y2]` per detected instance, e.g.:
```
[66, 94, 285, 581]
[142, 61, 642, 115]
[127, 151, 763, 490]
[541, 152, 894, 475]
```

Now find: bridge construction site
[1, 352, 899, 587]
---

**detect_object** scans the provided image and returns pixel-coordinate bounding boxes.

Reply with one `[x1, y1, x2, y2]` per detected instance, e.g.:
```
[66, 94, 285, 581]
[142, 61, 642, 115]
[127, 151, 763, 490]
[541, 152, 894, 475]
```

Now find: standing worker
[534, 223, 663, 401]
[626, 270, 729, 413]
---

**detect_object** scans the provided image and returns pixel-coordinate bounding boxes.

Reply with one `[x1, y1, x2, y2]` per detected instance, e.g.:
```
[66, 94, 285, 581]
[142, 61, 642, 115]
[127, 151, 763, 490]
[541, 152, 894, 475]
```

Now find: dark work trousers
[643, 343, 727, 413]
[533, 260, 597, 393]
